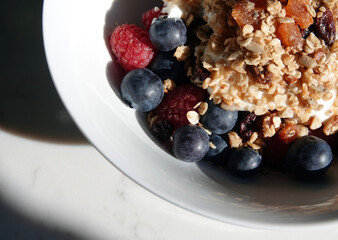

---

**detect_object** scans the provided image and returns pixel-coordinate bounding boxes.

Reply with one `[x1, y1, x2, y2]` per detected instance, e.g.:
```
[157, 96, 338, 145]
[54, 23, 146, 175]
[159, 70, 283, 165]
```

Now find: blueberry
[148, 51, 187, 84]
[205, 134, 227, 157]
[227, 147, 262, 177]
[285, 135, 333, 179]
[173, 125, 209, 162]
[120, 68, 164, 112]
[149, 17, 187, 52]
[200, 101, 238, 134]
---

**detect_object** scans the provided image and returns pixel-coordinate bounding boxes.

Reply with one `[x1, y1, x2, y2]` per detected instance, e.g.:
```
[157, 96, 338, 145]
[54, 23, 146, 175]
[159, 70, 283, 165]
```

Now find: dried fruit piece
[300, 28, 311, 39]
[247, 65, 272, 84]
[276, 22, 303, 47]
[190, 65, 210, 83]
[151, 120, 174, 140]
[278, 124, 299, 144]
[232, 1, 264, 29]
[239, 112, 258, 141]
[315, 6, 336, 46]
[285, 0, 314, 29]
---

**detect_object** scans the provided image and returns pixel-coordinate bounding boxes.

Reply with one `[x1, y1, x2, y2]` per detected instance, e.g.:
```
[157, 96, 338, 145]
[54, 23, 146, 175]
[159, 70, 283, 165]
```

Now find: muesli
[108, 0, 338, 179]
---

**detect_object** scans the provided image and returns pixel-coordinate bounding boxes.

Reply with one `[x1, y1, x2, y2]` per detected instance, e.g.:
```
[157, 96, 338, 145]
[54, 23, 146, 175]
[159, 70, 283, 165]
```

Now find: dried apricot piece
[232, 0, 264, 29]
[276, 22, 303, 47]
[285, 0, 314, 29]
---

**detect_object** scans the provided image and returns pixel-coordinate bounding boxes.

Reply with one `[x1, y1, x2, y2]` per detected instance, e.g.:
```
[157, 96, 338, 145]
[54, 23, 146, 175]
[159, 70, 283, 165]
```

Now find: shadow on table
[0, 0, 85, 144]
[0, 196, 86, 240]
[0, 0, 91, 239]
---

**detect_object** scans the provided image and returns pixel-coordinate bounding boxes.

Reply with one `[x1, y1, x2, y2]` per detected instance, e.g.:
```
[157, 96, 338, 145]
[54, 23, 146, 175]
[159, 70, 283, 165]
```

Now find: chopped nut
[323, 115, 338, 135]
[228, 131, 243, 148]
[272, 116, 282, 129]
[295, 125, 309, 138]
[262, 115, 277, 138]
[309, 116, 322, 130]
[174, 46, 191, 61]
[163, 79, 176, 93]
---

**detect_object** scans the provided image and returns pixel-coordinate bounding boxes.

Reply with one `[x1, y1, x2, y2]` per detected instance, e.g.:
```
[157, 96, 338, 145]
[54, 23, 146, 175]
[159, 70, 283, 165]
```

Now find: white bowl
[43, 0, 338, 229]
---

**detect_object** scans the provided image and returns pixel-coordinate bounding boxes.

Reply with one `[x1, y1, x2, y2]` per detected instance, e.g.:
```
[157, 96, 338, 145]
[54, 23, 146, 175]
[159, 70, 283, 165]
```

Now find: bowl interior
[43, 0, 338, 229]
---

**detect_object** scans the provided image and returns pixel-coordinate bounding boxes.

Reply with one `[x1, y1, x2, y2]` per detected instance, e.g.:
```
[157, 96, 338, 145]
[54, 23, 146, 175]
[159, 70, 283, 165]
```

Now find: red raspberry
[110, 24, 156, 72]
[142, 7, 165, 30]
[153, 84, 206, 130]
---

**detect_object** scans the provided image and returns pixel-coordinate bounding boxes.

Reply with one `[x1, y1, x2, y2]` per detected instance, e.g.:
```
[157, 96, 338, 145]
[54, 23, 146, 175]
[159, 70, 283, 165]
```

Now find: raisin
[278, 124, 299, 144]
[239, 112, 258, 141]
[300, 28, 311, 39]
[151, 120, 174, 140]
[315, 7, 336, 46]
[190, 65, 210, 83]
[247, 65, 272, 84]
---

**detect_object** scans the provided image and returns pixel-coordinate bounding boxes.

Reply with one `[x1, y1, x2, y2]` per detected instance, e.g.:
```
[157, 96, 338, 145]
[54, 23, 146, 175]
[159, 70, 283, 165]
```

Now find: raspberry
[153, 84, 206, 130]
[142, 7, 165, 30]
[110, 24, 156, 71]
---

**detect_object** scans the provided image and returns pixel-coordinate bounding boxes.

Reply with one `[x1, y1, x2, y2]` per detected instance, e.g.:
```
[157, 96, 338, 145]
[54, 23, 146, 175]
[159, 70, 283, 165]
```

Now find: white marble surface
[0, 127, 338, 239]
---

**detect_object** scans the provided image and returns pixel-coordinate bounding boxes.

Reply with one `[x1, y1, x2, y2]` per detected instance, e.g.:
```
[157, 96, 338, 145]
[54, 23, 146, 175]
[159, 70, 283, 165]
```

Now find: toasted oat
[249, 132, 258, 143]
[149, 115, 159, 128]
[198, 102, 208, 115]
[209, 142, 216, 149]
[246, 141, 262, 150]
[187, 110, 200, 125]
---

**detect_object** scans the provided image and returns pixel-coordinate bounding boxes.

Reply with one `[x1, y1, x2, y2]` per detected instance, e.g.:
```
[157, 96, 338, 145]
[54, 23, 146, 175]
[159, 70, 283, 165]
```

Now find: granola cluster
[167, 0, 338, 143]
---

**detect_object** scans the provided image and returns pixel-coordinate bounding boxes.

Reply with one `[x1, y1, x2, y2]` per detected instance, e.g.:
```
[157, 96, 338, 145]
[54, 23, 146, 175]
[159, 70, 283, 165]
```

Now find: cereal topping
[172, 0, 338, 136]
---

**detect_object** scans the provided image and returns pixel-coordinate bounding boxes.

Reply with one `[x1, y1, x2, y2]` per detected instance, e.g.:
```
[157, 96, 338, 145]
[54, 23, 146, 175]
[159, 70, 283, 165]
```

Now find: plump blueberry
[285, 135, 333, 179]
[148, 51, 187, 84]
[120, 68, 164, 112]
[149, 17, 187, 52]
[205, 134, 227, 157]
[200, 101, 238, 134]
[227, 147, 262, 177]
[173, 125, 209, 162]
